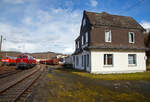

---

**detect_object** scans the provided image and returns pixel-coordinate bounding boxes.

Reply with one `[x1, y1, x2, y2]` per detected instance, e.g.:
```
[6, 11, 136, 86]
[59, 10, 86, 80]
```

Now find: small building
[64, 55, 72, 64]
[72, 11, 147, 74]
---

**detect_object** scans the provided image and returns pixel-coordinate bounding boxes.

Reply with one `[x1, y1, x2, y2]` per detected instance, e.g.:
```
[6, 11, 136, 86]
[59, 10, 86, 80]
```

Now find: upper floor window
[83, 18, 86, 27]
[85, 32, 88, 43]
[129, 32, 135, 43]
[105, 30, 111, 42]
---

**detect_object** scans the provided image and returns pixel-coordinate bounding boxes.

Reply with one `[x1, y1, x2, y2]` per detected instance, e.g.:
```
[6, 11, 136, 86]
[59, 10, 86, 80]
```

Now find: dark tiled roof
[85, 11, 145, 30]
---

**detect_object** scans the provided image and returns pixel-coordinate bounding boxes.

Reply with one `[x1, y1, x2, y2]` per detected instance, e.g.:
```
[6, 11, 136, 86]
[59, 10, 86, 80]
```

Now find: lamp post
[0, 35, 6, 65]
[3, 38, 7, 57]
[0, 35, 3, 52]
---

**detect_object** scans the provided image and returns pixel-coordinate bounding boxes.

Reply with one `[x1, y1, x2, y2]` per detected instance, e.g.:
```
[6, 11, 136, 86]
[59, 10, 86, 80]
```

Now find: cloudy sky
[0, 0, 150, 54]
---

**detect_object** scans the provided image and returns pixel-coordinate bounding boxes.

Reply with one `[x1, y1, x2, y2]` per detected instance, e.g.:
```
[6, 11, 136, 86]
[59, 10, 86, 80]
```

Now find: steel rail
[0, 70, 22, 79]
[0, 68, 39, 94]
[12, 68, 43, 102]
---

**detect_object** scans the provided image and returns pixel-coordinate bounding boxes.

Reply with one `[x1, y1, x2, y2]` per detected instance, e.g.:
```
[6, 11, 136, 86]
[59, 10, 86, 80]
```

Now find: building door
[84, 55, 86, 70]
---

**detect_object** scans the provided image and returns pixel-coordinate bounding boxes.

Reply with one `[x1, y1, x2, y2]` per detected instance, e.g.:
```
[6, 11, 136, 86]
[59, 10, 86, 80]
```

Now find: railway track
[0, 70, 22, 79]
[0, 65, 43, 102]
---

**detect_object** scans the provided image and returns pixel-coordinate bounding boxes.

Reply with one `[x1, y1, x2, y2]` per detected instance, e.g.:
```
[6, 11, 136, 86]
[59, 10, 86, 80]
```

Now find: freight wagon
[39, 58, 59, 65]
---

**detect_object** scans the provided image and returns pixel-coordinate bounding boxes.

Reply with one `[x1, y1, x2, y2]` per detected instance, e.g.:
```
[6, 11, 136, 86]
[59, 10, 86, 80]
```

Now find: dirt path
[32, 67, 150, 102]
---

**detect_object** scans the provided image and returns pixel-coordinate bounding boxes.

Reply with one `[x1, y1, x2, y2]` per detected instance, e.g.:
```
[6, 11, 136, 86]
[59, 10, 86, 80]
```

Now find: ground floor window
[82, 55, 83, 67]
[128, 54, 136, 65]
[73, 56, 75, 63]
[104, 54, 113, 65]
[76, 56, 79, 66]
[87, 54, 89, 67]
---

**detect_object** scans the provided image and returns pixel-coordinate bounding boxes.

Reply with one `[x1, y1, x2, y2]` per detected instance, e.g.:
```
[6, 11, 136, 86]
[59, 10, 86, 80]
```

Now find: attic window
[85, 32, 88, 43]
[105, 30, 111, 42]
[83, 18, 86, 27]
[78, 41, 79, 48]
[129, 32, 135, 43]
[82, 36, 84, 45]
[76, 42, 78, 49]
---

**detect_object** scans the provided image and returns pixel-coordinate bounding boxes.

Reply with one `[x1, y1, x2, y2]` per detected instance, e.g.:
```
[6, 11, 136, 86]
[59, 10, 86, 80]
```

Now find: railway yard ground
[0, 65, 150, 102]
[0, 64, 46, 102]
[32, 65, 150, 102]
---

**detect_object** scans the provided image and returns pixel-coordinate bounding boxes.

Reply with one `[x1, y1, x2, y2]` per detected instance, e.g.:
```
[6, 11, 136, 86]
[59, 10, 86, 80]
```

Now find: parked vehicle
[39, 58, 59, 65]
[52, 58, 59, 65]
[1, 56, 17, 66]
[16, 55, 36, 69]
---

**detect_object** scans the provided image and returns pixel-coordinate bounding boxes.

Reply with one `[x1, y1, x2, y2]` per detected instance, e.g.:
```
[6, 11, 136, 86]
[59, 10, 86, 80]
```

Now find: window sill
[104, 65, 113, 67]
[105, 41, 112, 43]
[128, 64, 137, 67]
[129, 42, 135, 44]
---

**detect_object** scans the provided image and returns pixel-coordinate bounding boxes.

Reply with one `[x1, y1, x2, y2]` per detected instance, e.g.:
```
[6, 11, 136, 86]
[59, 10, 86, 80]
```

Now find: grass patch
[47, 70, 150, 102]
[56, 67, 150, 80]
[72, 71, 150, 80]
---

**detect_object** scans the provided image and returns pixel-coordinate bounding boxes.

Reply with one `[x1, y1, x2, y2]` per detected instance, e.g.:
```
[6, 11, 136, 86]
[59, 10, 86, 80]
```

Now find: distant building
[64, 55, 72, 64]
[72, 11, 147, 74]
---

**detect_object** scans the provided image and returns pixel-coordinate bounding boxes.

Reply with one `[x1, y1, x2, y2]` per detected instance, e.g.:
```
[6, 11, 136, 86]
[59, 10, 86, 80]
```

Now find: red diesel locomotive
[16, 55, 36, 69]
[1, 56, 17, 66]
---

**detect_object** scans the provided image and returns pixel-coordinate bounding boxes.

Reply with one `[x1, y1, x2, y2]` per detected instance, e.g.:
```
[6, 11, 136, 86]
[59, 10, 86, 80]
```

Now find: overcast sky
[0, 0, 150, 54]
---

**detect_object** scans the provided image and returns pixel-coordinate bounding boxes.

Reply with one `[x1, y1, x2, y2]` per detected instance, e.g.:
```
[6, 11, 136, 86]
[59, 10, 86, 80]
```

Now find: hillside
[0, 51, 62, 59]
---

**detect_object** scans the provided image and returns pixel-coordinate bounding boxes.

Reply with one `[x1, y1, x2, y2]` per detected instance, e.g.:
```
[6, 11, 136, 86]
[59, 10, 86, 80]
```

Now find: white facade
[72, 50, 91, 72]
[73, 50, 146, 74]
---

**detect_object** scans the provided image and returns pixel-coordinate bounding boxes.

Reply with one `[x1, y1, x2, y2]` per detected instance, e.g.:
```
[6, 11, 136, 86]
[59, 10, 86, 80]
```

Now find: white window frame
[105, 30, 112, 42]
[129, 32, 135, 43]
[128, 54, 136, 66]
[85, 32, 88, 43]
[104, 54, 113, 66]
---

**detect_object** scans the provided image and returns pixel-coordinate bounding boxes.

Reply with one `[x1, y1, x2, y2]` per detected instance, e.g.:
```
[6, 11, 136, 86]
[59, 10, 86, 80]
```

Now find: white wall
[72, 51, 91, 72]
[73, 53, 84, 70]
[91, 50, 146, 74]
